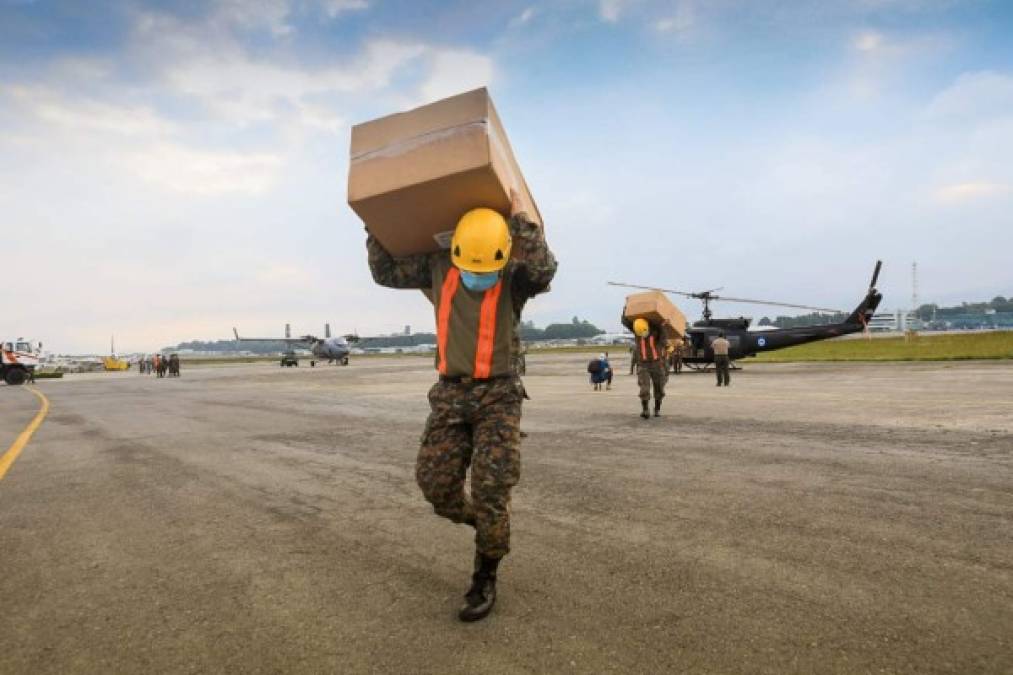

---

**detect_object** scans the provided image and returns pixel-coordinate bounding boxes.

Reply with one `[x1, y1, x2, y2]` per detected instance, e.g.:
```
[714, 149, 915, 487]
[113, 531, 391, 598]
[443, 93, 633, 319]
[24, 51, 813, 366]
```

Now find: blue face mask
[460, 270, 500, 291]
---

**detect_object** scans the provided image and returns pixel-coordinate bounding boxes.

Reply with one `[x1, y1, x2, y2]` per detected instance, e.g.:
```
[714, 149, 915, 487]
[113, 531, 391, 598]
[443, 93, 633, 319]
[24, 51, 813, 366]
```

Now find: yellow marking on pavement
[0, 386, 50, 481]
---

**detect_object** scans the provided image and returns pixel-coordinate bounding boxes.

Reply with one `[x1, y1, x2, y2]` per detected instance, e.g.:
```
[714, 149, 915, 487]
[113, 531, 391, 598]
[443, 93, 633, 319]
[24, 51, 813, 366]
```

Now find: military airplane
[233, 323, 356, 367]
[610, 261, 883, 368]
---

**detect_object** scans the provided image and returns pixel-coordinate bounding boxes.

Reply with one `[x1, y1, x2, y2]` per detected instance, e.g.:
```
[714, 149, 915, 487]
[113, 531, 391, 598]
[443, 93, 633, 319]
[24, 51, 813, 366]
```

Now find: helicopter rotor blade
[610, 282, 845, 314]
[709, 295, 845, 313]
[869, 260, 882, 290]
[607, 281, 700, 299]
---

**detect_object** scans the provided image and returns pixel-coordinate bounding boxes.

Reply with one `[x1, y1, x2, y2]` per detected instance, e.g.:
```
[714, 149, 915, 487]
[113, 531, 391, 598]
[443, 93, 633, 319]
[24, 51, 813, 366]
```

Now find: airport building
[869, 310, 921, 332]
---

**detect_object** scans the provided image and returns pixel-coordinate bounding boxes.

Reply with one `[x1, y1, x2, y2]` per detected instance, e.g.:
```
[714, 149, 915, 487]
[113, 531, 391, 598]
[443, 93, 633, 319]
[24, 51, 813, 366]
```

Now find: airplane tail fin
[233, 327, 240, 341]
[325, 323, 331, 339]
[285, 323, 291, 339]
[846, 260, 883, 327]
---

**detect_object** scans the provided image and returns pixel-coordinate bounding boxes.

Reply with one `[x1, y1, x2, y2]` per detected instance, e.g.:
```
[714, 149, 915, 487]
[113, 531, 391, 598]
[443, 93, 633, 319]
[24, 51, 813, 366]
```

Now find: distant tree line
[167, 339, 289, 354]
[750, 295, 1013, 330]
[359, 334, 436, 348]
[915, 296, 1013, 320]
[519, 317, 605, 340]
[165, 317, 606, 352]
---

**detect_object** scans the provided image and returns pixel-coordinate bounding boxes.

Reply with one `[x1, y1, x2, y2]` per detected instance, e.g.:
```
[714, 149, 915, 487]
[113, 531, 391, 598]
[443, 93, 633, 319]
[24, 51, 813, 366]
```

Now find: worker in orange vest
[367, 190, 557, 622]
[622, 316, 669, 418]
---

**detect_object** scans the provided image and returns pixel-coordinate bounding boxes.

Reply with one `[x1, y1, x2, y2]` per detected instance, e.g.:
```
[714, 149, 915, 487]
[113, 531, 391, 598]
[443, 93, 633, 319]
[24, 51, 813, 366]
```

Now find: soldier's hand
[509, 188, 524, 219]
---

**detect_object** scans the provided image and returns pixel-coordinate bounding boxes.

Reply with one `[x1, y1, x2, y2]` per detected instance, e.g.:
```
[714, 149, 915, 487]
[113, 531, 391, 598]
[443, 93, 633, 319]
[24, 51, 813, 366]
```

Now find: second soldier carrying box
[622, 315, 669, 419]
[366, 190, 557, 622]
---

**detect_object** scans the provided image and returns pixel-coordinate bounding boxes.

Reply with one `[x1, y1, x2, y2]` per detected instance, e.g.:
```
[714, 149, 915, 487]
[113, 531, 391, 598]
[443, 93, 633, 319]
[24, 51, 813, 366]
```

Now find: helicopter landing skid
[684, 362, 741, 372]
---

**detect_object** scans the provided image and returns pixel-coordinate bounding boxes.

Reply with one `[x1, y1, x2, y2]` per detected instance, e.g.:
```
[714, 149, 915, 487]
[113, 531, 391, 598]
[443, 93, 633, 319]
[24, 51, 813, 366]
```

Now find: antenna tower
[909, 261, 919, 335]
[911, 261, 919, 312]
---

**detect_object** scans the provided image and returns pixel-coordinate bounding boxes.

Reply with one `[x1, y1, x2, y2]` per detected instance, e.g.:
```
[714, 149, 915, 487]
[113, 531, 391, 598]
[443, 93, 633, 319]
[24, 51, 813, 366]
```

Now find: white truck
[1, 338, 41, 385]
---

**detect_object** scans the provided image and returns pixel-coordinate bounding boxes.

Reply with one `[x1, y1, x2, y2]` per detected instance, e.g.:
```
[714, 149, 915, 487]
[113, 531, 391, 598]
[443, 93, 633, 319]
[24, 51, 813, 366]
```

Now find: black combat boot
[654, 400, 661, 417]
[640, 400, 650, 419]
[459, 553, 500, 622]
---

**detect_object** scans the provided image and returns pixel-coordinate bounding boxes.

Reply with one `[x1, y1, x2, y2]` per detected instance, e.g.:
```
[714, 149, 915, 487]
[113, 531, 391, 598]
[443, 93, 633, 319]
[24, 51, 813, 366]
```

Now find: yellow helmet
[451, 208, 512, 273]
[633, 318, 649, 337]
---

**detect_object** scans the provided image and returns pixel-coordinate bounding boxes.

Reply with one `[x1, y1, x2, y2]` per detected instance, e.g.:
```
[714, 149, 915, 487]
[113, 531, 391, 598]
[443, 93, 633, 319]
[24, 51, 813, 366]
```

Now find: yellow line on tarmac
[0, 386, 50, 481]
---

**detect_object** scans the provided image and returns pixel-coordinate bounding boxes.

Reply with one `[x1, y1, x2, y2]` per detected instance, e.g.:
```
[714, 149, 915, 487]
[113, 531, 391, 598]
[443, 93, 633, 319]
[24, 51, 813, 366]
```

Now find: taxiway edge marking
[0, 386, 50, 481]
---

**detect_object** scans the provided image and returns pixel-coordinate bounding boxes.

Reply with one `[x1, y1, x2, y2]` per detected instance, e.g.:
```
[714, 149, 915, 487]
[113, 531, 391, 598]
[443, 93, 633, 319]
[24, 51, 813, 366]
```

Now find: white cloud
[924, 71, 1013, 123]
[0, 2, 502, 351]
[419, 49, 495, 103]
[3, 85, 285, 195]
[212, 0, 297, 36]
[854, 30, 884, 52]
[7, 86, 175, 137]
[654, 1, 694, 35]
[202, 0, 369, 36]
[512, 7, 536, 26]
[934, 182, 1011, 204]
[161, 39, 427, 127]
[124, 143, 284, 195]
[599, 0, 633, 23]
[320, 0, 369, 18]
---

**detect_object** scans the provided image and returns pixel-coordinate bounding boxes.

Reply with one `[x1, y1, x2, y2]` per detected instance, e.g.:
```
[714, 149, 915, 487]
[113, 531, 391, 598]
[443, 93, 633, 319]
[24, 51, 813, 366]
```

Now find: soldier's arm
[366, 233, 434, 290]
[510, 211, 557, 299]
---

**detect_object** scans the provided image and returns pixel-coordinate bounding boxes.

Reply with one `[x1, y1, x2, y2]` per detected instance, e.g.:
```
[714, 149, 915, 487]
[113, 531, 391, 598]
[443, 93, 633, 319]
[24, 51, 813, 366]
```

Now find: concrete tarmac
[1, 356, 1011, 674]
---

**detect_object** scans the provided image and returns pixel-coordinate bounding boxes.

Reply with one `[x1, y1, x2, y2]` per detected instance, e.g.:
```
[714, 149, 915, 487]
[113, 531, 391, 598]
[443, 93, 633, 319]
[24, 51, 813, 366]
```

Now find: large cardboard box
[348, 87, 541, 257]
[624, 291, 687, 339]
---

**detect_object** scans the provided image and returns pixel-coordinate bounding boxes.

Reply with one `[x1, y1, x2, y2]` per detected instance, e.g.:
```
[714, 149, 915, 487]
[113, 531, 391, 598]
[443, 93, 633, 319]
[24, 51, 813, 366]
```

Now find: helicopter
[609, 261, 883, 368]
[232, 323, 357, 367]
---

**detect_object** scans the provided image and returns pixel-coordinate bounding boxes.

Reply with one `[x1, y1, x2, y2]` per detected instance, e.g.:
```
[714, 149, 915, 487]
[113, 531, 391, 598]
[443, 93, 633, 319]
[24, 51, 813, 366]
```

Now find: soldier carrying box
[622, 315, 670, 419]
[366, 190, 557, 622]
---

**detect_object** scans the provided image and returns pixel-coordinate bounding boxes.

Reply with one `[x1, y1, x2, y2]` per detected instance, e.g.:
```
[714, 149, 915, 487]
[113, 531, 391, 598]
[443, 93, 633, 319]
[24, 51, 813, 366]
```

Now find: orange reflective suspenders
[437, 268, 461, 374]
[638, 335, 658, 362]
[473, 279, 504, 379]
[437, 269, 505, 378]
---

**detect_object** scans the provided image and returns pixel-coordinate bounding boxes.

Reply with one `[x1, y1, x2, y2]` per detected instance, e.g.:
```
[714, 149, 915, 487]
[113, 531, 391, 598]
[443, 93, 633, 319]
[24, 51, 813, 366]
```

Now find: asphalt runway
[1, 355, 1011, 674]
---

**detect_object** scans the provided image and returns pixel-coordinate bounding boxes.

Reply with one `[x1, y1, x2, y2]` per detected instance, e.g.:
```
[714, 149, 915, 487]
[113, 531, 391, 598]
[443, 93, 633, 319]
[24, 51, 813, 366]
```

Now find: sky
[2, 0, 1012, 353]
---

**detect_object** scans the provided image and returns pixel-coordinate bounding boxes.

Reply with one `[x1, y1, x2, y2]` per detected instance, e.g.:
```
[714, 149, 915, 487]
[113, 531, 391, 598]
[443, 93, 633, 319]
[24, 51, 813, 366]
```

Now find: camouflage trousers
[417, 376, 523, 559]
[638, 361, 666, 402]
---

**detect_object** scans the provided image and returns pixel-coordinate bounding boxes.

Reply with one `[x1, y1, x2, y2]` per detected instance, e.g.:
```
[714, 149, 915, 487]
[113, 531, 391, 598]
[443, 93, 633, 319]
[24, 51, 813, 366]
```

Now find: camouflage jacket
[367, 213, 556, 301]
[367, 213, 557, 372]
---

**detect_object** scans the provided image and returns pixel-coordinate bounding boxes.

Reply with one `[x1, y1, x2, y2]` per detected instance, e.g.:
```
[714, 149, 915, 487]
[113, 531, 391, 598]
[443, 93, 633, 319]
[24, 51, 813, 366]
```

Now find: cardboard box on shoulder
[348, 87, 541, 258]
[624, 291, 687, 340]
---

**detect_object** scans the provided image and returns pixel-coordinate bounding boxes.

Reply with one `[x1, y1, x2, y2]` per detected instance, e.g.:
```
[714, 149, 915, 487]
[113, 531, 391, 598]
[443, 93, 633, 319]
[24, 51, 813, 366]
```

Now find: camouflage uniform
[367, 213, 556, 559]
[638, 361, 666, 402]
[416, 376, 524, 557]
[621, 315, 668, 408]
[671, 343, 683, 374]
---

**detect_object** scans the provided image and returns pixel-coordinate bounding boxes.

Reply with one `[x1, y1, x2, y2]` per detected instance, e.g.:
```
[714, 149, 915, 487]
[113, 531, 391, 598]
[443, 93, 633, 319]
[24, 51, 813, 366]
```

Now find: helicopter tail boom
[844, 260, 884, 327]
